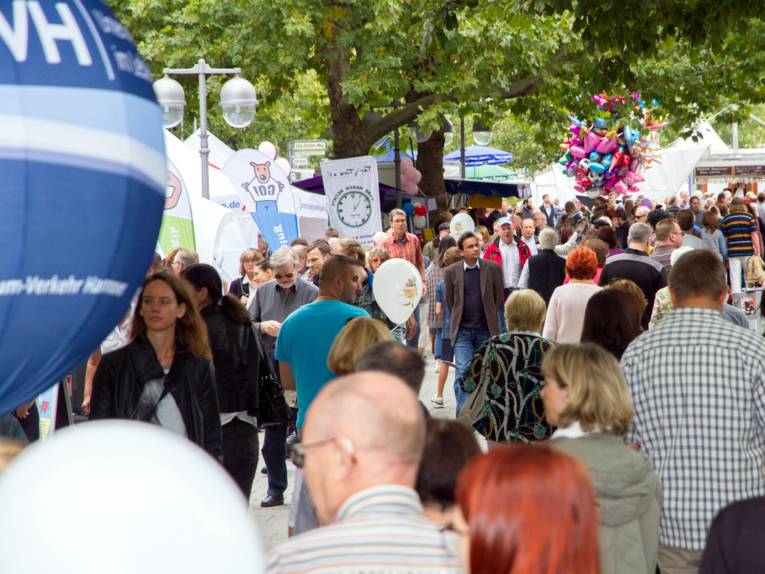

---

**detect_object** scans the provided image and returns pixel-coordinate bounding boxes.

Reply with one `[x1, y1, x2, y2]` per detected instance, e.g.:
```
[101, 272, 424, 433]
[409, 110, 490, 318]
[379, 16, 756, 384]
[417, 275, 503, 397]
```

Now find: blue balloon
[589, 162, 605, 174]
[403, 202, 415, 215]
[588, 152, 601, 162]
[593, 117, 608, 131]
[0, 1, 165, 413]
[602, 154, 613, 165]
[624, 126, 634, 151]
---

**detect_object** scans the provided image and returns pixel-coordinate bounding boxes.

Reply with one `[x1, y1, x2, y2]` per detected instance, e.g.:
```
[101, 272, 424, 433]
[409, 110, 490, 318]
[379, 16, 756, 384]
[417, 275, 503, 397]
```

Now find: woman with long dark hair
[90, 272, 222, 459]
[182, 264, 262, 497]
[581, 289, 643, 360]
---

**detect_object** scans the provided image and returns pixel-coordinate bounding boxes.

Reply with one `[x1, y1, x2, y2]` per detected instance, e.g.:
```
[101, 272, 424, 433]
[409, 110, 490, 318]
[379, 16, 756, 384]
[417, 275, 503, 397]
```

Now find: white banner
[321, 156, 382, 246]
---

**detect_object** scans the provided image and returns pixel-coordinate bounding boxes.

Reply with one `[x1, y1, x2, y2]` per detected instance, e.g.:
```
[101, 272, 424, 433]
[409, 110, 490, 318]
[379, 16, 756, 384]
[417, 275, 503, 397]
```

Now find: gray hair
[269, 246, 297, 268]
[539, 227, 559, 250]
[173, 248, 198, 267]
[627, 222, 652, 245]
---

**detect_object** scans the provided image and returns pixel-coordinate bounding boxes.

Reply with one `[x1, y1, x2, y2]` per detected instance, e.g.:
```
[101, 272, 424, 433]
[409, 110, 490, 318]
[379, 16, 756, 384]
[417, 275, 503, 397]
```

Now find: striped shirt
[383, 232, 425, 277]
[266, 485, 461, 573]
[622, 308, 765, 550]
[722, 213, 756, 257]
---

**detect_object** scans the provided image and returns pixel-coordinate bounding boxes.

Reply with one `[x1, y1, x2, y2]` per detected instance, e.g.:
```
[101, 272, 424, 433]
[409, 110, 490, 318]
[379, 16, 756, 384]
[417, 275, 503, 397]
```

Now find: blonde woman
[459, 289, 553, 444]
[228, 248, 263, 306]
[542, 343, 660, 574]
[327, 317, 393, 376]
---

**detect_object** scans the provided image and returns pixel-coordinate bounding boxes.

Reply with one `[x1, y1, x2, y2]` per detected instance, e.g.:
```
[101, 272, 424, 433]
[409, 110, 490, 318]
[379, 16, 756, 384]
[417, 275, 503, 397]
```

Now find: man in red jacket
[482, 217, 531, 332]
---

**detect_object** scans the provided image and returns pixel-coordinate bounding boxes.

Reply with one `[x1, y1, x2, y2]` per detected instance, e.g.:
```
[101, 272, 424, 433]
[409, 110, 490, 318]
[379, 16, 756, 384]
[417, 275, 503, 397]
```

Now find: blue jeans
[262, 422, 288, 497]
[406, 305, 420, 349]
[453, 325, 491, 414]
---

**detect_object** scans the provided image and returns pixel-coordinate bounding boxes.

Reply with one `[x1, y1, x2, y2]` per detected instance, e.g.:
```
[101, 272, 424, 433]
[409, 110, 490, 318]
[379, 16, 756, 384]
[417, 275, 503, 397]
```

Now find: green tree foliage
[111, 0, 765, 205]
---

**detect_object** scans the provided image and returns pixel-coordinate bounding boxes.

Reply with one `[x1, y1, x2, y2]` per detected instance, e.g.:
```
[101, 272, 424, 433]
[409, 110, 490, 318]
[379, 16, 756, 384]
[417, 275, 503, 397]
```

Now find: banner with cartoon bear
[321, 156, 382, 247]
[222, 149, 300, 250]
[157, 159, 196, 256]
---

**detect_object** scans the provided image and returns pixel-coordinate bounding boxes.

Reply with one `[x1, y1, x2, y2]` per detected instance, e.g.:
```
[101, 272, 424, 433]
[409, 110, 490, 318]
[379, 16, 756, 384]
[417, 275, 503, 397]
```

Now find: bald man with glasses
[267, 372, 460, 574]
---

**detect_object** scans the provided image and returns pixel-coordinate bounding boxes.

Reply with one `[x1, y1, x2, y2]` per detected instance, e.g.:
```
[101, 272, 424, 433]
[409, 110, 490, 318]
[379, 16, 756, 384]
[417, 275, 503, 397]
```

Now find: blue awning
[443, 145, 512, 166]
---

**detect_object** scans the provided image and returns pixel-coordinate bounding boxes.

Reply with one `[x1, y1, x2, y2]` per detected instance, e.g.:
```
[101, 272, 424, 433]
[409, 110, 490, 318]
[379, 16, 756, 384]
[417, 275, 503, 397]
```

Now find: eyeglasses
[288, 437, 354, 469]
[274, 272, 295, 280]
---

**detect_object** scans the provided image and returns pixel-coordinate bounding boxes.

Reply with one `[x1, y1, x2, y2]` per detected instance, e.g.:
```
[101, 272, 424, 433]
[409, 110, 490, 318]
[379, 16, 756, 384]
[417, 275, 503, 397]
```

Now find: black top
[89, 335, 222, 459]
[461, 266, 486, 329]
[700, 497, 765, 574]
[527, 249, 566, 305]
[598, 248, 668, 329]
[200, 304, 260, 415]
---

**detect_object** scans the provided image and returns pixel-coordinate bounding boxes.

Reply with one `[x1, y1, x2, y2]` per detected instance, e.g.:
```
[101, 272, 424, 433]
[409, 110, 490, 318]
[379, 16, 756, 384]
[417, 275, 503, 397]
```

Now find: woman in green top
[542, 343, 661, 574]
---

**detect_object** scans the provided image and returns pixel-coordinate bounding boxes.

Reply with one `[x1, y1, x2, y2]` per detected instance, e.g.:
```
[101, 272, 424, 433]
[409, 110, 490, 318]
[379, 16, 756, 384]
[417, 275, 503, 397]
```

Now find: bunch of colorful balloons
[558, 92, 666, 198]
[403, 201, 428, 228]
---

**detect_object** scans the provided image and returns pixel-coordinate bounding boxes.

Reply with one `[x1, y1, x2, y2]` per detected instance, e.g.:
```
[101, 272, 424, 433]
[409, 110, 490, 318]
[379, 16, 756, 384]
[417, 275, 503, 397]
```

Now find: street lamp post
[153, 58, 257, 199]
[452, 117, 492, 179]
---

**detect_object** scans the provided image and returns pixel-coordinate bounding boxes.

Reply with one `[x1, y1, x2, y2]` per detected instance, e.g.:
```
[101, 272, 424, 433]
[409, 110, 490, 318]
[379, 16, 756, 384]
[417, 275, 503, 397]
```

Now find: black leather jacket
[89, 335, 222, 459]
[200, 304, 259, 415]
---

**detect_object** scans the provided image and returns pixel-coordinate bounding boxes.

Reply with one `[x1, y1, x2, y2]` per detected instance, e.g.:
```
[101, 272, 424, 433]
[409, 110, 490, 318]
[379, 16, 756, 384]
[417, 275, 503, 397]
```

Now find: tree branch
[359, 51, 574, 152]
[361, 94, 451, 145]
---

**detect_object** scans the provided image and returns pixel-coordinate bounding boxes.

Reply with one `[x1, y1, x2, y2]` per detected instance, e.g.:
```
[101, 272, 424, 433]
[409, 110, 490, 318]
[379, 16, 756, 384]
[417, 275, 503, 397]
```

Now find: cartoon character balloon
[0, 1, 166, 413]
[559, 92, 665, 199]
[373, 259, 423, 325]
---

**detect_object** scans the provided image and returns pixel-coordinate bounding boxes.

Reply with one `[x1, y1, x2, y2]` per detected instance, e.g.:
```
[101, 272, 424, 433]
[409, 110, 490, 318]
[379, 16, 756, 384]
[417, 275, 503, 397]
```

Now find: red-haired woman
[90, 272, 222, 459]
[454, 444, 600, 574]
[543, 246, 602, 343]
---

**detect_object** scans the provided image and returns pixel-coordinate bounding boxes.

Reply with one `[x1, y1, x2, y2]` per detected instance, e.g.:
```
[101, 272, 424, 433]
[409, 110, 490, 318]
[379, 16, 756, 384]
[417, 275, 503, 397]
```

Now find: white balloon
[274, 157, 291, 176]
[257, 140, 277, 160]
[0, 421, 265, 574]
[413, 215, 427, 229]
[372, 259, 423, 325]
[449, 212, 476, 239]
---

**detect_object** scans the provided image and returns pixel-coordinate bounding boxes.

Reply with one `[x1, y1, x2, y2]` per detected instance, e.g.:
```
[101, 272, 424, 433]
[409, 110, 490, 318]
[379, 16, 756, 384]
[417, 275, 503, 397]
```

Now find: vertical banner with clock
[321, 156, 382, 246]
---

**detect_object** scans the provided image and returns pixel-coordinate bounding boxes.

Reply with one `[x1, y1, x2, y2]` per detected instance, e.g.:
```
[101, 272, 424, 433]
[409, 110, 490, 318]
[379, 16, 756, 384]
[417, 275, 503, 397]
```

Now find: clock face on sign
[336, 190, 372, 228]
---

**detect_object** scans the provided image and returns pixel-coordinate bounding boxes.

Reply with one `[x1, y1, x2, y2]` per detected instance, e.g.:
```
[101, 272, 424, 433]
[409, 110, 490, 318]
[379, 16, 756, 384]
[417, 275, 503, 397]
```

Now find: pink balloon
[614, 181, 627, 195]
[604, 177, 616, 190]
[410, 167, 422, 184]
[596, 138, 618, 154]
[584, 131, 601, 154]
[569, 145, 586, 159]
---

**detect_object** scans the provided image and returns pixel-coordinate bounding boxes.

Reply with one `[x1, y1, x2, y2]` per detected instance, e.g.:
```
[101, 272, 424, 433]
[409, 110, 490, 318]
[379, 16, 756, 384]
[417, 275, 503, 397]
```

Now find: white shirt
[497, 240, 521, 288]
[523, 235, 539, 256]
[463, 259, 481, 271]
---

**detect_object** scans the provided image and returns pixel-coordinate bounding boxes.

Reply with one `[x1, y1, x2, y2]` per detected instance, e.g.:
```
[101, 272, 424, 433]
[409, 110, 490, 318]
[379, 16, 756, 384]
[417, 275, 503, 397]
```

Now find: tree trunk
[416, 131, 449, 214]
[323, 31, 367, 158]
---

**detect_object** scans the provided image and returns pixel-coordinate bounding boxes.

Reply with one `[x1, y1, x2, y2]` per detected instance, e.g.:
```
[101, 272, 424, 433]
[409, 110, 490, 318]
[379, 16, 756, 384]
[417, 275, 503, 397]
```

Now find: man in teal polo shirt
[276, 254, 368, 534]
[276, 254, 368, 428]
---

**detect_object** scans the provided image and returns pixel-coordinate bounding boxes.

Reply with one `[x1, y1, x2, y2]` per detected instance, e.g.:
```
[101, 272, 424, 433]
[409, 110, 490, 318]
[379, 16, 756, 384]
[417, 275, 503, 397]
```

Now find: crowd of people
[2, 187, 765, 574]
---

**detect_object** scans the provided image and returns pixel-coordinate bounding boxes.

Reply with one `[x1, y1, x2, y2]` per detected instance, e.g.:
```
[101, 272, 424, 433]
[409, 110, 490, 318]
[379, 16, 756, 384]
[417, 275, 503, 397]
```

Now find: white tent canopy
[164, 130, 254, 282]
[183, 129, 236, 170]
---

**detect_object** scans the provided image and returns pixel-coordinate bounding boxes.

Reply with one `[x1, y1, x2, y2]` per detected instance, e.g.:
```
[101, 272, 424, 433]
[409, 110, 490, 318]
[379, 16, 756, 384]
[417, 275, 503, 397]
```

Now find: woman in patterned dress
[459, 289, 554, 445]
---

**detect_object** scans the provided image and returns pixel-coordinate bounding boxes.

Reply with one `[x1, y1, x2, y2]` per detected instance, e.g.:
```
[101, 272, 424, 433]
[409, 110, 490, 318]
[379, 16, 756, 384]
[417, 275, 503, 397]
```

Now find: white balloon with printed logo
[450, 212, 476, 239]
[373, 258, 423, 325]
